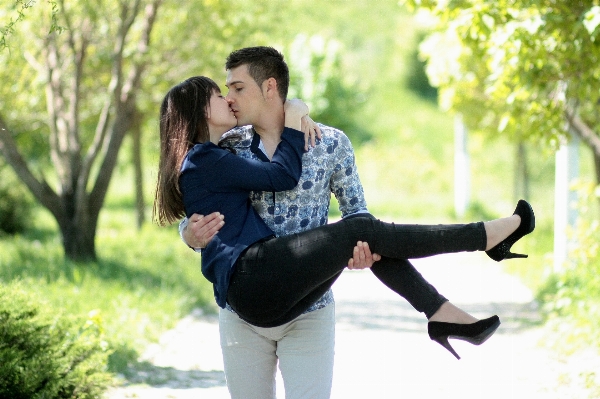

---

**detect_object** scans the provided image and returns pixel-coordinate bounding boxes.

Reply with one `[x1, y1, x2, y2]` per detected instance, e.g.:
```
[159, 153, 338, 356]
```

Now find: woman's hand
[301, 115, 322, 151]
[284, 99, 321, 150]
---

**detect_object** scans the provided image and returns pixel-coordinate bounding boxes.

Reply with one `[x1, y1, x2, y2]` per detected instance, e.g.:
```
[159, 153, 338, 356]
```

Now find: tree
[287, 35, 372, 144]
[0, 0, 293, 261]
[404, 0, 600, 202]
[0, 0, 380, 262]
[0, 0, 161, 261]
[0, 0, 57, 50]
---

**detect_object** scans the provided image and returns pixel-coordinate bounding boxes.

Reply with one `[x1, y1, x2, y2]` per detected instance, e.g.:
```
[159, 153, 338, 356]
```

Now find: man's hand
[347, 241, 381, 270]
[183, 212, 224, 249]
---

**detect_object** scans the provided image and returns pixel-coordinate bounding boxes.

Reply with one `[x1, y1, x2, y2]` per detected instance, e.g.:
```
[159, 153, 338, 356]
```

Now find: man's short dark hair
[226, 46, 289, 101]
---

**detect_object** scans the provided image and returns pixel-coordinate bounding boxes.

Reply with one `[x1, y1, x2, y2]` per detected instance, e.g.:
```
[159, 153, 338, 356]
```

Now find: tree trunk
[41, 187, 100, 261]
[564, 110, 600, 212]
[514, 142, 530, 201]
[58, 209, 97, 262]
[132, 108, 145, 229]
[594, 151, 600, 210]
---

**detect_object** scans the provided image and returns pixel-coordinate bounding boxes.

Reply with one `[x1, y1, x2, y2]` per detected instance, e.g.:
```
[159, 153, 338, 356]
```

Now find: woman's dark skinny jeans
[227, 213, 487, 328]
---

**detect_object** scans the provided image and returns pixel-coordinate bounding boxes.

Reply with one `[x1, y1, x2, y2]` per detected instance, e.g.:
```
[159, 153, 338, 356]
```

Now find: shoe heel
[432, 336, 461, 360]
[428, 316, 500, 359]
[506, 252, 528, 259]
[486, 199, 535, 262]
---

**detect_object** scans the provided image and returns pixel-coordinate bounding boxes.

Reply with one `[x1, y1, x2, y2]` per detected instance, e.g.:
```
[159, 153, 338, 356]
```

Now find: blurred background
[1, 0, 599, 397]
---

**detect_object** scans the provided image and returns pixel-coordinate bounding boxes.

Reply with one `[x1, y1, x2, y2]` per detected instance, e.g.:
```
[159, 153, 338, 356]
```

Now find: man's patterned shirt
[186, 123, 368, 313]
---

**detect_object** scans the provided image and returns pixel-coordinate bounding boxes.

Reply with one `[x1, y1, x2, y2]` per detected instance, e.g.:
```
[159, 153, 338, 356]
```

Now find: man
[180, 46, 464, 398]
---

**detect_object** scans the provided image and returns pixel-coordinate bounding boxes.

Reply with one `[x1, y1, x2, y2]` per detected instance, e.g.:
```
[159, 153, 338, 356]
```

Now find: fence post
[454, 114, 470, 218]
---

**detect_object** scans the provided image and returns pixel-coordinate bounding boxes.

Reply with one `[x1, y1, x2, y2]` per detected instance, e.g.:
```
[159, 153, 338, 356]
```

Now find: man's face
[225, 65, 266, 127]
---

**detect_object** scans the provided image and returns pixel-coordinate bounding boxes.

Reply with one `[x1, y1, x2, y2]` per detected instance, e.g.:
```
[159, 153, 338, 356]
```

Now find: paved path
[105, 253, 599, 399]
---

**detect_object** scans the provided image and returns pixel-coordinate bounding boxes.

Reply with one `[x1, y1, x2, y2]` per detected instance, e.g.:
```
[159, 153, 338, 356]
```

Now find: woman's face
[207, 90, 237, 143]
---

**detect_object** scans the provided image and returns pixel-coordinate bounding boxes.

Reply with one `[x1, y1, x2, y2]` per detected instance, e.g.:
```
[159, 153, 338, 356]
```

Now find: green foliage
[454, 200, 497, 221]
[403, 0, 600, 152]
[0, 163, 33, 234]
[286, 35, 372, 144]
[405, 31, 438, 102]
[0, 0, 34, 50]
[0, 205, 213, 375]
[1, 0, 64, 50]
[0, 282, 113, 399]
[537, 182, 600, 354]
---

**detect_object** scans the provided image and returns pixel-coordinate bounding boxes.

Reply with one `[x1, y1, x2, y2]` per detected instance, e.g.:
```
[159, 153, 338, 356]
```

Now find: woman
[154, 76, 535, 359]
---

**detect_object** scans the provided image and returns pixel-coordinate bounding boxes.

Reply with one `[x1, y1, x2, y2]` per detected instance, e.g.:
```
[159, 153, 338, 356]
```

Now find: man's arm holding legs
[180, 212, 224, 249]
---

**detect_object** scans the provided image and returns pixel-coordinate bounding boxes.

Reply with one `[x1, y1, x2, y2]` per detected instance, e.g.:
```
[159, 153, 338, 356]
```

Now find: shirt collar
[250, 129, 270, 162]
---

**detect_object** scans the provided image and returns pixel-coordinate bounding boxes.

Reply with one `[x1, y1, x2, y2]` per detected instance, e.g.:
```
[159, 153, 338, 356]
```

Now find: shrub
[537, 182, 600, 352]
[405, 31, 438, 102]
[0, 164, 33, 234]
[0, 283, 113, 398]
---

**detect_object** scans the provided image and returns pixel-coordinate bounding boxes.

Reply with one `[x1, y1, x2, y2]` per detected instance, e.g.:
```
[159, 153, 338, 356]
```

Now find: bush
[0, 164, 33, 234]
[537, 182, 600, 353]
[0, 283, 113, 399]
[405, 31, 438, 102]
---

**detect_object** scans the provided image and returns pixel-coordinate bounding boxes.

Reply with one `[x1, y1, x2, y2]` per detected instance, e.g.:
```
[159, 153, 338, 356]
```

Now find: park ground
[105, 252, 600, 399]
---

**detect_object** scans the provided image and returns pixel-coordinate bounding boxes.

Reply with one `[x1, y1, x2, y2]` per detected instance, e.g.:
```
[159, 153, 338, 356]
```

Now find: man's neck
[252, 107, 285, 160]
[254, 129, 282, 160]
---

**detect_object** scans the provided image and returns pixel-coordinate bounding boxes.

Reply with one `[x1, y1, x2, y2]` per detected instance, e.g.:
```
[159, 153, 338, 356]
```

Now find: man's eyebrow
[225, 80, 244, 88]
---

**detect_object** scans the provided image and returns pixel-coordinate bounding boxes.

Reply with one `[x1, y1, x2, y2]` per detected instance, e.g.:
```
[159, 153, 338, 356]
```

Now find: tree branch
[0, 114, 61, 218]
[564, 108, 600, 159]
[90, 0, 162, 216]
[79, 0, 143, 187]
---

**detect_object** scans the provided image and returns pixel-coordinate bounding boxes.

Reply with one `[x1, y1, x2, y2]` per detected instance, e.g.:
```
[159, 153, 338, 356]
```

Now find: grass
[0, 206, 214, 376]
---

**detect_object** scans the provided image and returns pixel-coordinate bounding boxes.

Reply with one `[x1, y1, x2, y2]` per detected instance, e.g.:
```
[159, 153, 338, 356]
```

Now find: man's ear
[263, 77, 279, 101]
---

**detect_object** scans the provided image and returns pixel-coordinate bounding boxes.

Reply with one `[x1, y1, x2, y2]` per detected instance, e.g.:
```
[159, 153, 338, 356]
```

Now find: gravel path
[105, 253, 600, 399]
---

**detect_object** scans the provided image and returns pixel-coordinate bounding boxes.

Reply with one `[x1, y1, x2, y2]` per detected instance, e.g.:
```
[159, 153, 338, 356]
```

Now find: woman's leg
[230, 270, 343, 328]
[351, 214, 476, 322]
[228, 214, 517, 327]
[428, 302, 478, 323]
[370, 256, 448, 319]
[336, 215, 489, 259]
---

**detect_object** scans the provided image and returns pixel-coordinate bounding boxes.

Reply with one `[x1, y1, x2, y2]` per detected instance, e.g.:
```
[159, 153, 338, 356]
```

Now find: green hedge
[0, 165, 33, 234]
[538, 183, 600, 353]
[0, 282, 113, 398]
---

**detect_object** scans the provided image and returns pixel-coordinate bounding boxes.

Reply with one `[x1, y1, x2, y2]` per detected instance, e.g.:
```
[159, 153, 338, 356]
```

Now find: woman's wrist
[284, 111, 305, 130]
[284, 99, 309, 130]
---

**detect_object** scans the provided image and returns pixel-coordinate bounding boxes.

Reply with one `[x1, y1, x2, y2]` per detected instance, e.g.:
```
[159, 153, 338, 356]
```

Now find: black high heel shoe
[486, 199, 535, 262]
[428, 315, 500, 360]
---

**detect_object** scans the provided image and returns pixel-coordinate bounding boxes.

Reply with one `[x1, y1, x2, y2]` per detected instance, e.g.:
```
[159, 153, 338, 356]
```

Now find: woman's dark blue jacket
[179, 128, 305, 308]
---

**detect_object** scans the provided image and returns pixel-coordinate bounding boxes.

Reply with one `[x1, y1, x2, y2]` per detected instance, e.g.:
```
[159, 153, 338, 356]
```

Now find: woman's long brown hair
[153, 76, 220, 226]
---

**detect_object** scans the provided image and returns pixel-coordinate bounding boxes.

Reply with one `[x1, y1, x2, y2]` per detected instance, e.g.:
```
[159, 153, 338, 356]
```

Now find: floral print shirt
[182, 123, 368, 313]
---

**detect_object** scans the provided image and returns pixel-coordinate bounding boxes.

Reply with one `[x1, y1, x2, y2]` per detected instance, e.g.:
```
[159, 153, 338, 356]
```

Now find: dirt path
[105, 253, 599, 399]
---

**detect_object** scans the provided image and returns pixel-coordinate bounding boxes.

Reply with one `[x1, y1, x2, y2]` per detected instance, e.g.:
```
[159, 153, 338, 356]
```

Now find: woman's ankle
[428, 302, 478, 324]
[483, 215, 521, 251]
